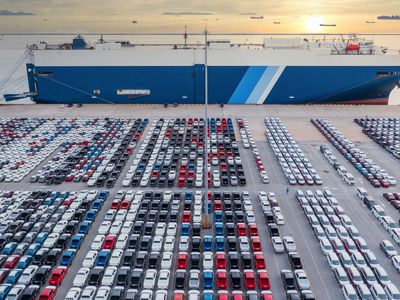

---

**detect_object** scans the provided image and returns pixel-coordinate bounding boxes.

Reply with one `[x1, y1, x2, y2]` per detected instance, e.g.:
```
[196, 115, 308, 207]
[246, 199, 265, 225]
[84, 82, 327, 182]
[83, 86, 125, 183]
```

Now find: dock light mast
[203, 25, 211, 229]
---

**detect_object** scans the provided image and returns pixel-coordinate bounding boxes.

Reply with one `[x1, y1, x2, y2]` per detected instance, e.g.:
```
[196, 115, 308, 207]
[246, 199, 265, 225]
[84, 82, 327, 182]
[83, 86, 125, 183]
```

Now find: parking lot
[0, 104, 399, 300]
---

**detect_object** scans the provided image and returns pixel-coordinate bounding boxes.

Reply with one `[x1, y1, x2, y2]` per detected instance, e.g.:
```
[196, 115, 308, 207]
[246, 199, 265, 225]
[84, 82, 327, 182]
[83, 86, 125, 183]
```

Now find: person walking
[286, 187, 289, 194]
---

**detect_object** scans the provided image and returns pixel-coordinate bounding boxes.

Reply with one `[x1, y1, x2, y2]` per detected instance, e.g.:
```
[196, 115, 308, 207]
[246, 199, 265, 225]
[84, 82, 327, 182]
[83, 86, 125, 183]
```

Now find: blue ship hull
[24, 64, 400, 105]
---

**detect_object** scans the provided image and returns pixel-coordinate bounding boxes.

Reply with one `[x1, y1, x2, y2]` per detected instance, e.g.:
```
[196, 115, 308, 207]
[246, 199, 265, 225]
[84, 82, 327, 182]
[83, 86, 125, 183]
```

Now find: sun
[306, 16, 323, 33]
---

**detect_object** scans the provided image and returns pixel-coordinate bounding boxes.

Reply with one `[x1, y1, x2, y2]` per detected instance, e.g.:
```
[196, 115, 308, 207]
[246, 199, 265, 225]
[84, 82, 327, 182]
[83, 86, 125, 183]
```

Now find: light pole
[203, 25, 211, 229]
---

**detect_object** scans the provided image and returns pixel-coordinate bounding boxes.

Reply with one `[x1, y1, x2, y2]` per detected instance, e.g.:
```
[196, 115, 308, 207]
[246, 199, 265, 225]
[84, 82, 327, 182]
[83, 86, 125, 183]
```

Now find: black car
[20, 284, 40, 300]
[134, 251, 147, 269]
[45, 248, 62, 266]
[32, 266, 51, 285]
[148, 252, 159, 268]
[281, 269, 296, 290]
[288, 252, 303, 270]
[33, 248, 49, 266]
[127, 234, 140, 250]
[268, 223, 280, 237]
[229, 252, 240, 269]
[88, 267, 104, 285]
[115, 267, 129, 286]
[175, 270, 186, 289]
[122, 250, 135, 267]
[191, 252, 200, 269]
[130, 269, 143, 288]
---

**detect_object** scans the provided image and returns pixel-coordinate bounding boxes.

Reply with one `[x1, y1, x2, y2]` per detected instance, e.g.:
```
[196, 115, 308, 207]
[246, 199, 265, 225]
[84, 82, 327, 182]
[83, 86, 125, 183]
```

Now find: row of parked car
[356, 189, 400, 249]
[0, 189, 108, 300]
[265, 118, 322, 186]
[258, 192, 314, 300]
[30, 118, 147, 187]
[296, 189, 400, 300]
[312, 118, 396, 188]
[67, 190, 272, 300]
[0, 118, 82, 182]
[122, 118, 246, 188]
[354, 117, 400, 159]
[237, 118, 269, 184]
[383, 192, 400, 212]
[319, 145, 355, 185]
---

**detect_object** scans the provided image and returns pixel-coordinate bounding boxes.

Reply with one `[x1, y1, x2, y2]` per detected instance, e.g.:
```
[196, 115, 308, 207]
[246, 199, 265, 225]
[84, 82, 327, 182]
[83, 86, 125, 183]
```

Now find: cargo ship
[4, 34, 400, 105]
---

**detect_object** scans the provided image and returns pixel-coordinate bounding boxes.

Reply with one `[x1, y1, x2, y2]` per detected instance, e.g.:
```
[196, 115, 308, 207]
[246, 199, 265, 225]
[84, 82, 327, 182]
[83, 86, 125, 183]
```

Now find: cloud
[0, 9, 35, 16]
[162, 12, 214, 16]
[239, 12, 258, 15]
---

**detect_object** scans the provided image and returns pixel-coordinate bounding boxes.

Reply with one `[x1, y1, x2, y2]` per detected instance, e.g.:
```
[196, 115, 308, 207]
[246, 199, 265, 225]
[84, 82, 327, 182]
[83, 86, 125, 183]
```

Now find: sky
[0, 0, 399, 33]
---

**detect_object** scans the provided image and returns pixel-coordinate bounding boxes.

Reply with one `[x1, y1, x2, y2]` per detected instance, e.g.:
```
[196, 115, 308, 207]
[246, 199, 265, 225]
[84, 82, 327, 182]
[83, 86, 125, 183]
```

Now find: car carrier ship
[4, 34, 400, 105]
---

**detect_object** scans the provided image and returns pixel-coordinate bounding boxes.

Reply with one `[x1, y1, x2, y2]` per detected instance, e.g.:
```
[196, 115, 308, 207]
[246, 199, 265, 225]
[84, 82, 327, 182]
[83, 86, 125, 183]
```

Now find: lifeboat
[346, 43, 360, 51]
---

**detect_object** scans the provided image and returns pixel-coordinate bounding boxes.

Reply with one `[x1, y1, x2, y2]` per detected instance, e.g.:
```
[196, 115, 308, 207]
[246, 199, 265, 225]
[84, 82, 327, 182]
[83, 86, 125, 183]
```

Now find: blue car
[0, 284, 12, 300]
[78, 221, 91, 234]
[96, 249, 111, 266]
[2, 243, 17, 256]
[98, 190, 109, 200]
[5, 269, 23, 284]
[181, 223, 190, 236]
[16, 255, 32, 269]
[216, 237, 225, 251]
[203, 236, 213, 251]
[214, 211, 223, 222]
[35, 232, 48, 245]
[184, 191, 193, 201]
[60, 249, 76, 266]
[215, 223, 224, 236]
[203, 271, 213, 289]
[70, 234, 84, 249]
[203, 291, 214, 300]
[91, 199, 102, 210]
[26, 243, 40, 256]
[85, 209, 98, 221]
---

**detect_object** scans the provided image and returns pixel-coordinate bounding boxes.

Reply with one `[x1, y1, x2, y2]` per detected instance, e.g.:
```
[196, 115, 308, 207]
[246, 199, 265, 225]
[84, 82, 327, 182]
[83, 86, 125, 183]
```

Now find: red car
[217, 270, 228, 289]
[177, 252, 188, 269]
[214, 200, 222, 210]
[110, 199, 121, 209]
[218, 292, 229, 300]
[0, 269, 9, 283]
[244, 271, 256, 289]
[255, 252, 266, 269]
[4, 255, 19, 269]
[216, 252, 226, 269]
[237, 223, 247, 236]
[173, 292, 184, 300]
[178, 177, 185, 187]
[261, 291, 274, 300]
[39, 286, 57, 300]
[103, 235, 116, 249]
[232, 291, 244, 300]
[257, 270, 271, 290]
[249, 224, 259, 236]
[182, 211, 192, 223]
[120, 200, 131, 210]
[251, 237, 262, 251]
[49, 266, 68, 286]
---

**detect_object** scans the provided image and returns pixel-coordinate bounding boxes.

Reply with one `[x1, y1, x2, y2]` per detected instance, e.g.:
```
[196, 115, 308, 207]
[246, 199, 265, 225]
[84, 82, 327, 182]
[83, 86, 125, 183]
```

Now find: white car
[164, 236, 175, 251]
[203, 252, 213, 269]
[157, 270, 170, 289]
[101, 266, 117, 286]
[120, 221, 133, 234]
[17, 265, 38, 285]
[275, 213, 285, 225]
[43, 233, 60, 248]
[283, 236, 297, 252]
[161, 252, 173, 269]
[98, 221, 111, 235]
[143, 269, 157, 289]
[166, 223, 177, 236]
[271, 237, 284, 253]
[109, 249, 123, 267]
[91, 235, 105, 251]
[83, 251, 98, 268]
[155, 223, 166, 236]
[95, 286, 110, 300]
[179, 237, 190, 252]
[109, 221, 123, 235]
[392, 255, 400, 272]
[65, 287, 81, 300]
[152, 236, 164, 252]
[73, 267, 90, 287]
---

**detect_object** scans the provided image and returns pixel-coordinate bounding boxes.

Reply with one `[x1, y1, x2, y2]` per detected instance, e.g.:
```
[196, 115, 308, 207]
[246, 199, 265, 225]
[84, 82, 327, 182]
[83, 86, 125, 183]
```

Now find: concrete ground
[0, 104, 400, 299]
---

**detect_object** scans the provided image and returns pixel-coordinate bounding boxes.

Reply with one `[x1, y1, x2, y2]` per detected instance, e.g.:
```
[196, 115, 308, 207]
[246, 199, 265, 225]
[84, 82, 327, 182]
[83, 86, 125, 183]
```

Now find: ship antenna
[184, 25, 188, 48]
[100, 34, 104, 44]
